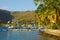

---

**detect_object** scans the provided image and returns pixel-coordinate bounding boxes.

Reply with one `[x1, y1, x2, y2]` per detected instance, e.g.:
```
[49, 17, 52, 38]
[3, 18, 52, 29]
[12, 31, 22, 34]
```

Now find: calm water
[0, 29, 60, 40]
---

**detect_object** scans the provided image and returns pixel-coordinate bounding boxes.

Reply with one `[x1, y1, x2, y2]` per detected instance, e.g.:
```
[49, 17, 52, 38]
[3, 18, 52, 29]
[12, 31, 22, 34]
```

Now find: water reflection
[8, 31, 38, 40]
[0, 30, 60, 40]
[0, 31, 8, 40]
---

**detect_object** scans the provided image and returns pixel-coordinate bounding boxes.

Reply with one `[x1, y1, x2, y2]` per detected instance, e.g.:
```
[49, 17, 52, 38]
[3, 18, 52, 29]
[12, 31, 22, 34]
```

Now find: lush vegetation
[34, 0, 60, 29]
[0, 9, 13, 24]
[11, 11, 35, 25]
[0, 10, 35, 27]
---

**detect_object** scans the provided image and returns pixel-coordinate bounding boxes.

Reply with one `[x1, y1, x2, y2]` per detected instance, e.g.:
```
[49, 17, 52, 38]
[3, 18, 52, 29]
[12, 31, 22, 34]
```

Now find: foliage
[0, 9, 13, 24]
[34, 0, 60, 29]
[11, 11, 35, 26]
[0, 9, 35, 26]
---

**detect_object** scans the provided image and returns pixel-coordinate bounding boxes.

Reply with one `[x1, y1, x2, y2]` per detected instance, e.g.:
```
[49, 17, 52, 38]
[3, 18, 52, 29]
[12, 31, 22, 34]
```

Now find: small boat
[39, 26, 45, 31]
[0, 26, 8, 31]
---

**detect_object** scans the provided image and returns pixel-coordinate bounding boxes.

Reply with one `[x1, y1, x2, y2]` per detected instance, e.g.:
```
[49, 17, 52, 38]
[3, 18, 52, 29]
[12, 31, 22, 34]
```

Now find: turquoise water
[0, 29, 59, 40]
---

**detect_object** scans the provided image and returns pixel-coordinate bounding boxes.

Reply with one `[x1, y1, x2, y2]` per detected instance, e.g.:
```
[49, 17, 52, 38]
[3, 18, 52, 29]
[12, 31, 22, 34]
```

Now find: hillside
[0, 9, 13, 24]
[11, 11, 35, 23]
[0, 9, 35, 24]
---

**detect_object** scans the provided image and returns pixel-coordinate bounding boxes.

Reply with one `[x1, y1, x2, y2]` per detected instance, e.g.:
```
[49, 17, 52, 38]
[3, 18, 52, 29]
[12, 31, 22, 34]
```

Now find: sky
[0, 0, 36, 11]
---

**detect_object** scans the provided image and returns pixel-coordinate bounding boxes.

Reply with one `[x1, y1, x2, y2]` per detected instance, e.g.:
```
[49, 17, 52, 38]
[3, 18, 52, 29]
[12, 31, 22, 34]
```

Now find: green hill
[0, 9, 35, 25]
[11, 11, 35, 24]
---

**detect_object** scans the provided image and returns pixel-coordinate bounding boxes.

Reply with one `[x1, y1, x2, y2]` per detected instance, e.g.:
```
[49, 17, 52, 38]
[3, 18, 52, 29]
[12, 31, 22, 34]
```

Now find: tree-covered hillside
[0, 9, 13, 24]
[0, 9, 35, 25]
[11, 11, 35, 25]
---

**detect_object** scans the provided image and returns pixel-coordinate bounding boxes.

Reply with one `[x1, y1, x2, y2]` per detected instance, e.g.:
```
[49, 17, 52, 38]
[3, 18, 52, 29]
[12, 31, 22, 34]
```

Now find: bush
[50, 24, 57, 29]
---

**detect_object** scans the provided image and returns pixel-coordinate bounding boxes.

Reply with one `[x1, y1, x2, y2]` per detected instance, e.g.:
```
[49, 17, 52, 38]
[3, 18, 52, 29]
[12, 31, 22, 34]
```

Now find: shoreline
[39, 29, 60, 37]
